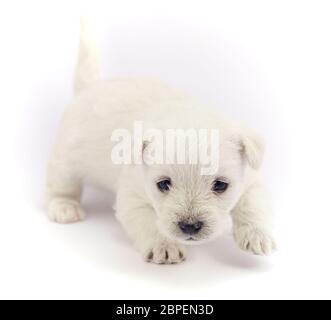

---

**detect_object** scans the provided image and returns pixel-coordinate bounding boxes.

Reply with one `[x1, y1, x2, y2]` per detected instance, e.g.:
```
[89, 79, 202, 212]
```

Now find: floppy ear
[142, 140, 155, 165]
[142, 140, 149, 161]
[239, 127, 265, 170]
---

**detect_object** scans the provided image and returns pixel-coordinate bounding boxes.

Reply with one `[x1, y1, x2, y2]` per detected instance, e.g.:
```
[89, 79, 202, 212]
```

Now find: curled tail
[74, 17, 101, 95]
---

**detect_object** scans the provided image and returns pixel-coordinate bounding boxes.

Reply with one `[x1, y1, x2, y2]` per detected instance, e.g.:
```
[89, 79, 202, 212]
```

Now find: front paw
[144, 240, 187, 265]
[48, 199, 85, 224]
[234, 225, 276, 256]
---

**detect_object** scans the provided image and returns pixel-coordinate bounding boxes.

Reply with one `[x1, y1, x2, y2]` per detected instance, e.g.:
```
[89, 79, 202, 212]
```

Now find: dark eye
[212, 180, 229, 193]
[157, 179, 171, 192]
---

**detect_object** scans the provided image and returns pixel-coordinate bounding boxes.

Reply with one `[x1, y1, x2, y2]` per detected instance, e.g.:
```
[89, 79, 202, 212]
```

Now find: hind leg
[47, 162, 85, 224]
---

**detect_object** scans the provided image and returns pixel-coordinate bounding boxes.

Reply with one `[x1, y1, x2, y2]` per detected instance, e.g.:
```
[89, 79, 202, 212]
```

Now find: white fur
[46, 20, 276, 264]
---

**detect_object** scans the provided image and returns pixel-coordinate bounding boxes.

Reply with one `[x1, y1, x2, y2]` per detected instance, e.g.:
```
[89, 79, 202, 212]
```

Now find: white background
[0, 0, 330, 300]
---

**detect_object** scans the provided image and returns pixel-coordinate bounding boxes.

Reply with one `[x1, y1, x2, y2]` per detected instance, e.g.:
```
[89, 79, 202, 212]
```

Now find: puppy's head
[141, 125, 264, 245]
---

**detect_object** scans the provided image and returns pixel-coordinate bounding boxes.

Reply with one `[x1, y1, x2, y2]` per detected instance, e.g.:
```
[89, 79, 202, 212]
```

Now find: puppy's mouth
[166, 231, 211, 245]
[158, 220, 214, 244]
[181, 236, 207, 244]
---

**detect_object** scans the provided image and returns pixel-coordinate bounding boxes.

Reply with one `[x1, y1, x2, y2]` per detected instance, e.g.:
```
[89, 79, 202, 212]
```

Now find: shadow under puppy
[47, 19, 276, 264]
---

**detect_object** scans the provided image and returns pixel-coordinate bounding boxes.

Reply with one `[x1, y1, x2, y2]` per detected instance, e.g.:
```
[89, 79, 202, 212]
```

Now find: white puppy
[47, 20, 276, 264]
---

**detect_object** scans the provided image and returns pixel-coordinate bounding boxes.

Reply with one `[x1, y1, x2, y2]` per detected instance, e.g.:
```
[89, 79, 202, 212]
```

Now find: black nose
[178, 221, 204, 235]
